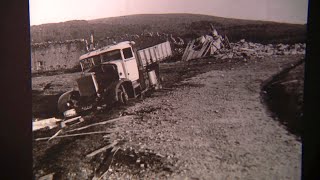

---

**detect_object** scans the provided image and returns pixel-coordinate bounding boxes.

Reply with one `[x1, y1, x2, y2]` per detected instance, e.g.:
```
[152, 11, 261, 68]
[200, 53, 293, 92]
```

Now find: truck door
[122, 47, 139, 81]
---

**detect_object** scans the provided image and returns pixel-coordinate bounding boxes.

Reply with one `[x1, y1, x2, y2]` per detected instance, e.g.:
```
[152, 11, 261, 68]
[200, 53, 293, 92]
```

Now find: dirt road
[33, 55, 302, 179]
[106, 55, 302, 179]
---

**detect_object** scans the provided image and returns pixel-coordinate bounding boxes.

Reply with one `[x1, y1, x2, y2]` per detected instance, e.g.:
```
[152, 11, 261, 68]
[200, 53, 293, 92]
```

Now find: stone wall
[31, 39, 87, 72]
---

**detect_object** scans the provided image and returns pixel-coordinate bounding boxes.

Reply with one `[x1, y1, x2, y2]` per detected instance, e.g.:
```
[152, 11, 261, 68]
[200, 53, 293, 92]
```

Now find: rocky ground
[33, 54, 303, 179]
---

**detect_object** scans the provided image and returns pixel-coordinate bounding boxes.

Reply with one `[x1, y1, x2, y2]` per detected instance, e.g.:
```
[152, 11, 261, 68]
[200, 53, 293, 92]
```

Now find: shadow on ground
[261, 59, 304, 138]
[33, 90, 63, 119]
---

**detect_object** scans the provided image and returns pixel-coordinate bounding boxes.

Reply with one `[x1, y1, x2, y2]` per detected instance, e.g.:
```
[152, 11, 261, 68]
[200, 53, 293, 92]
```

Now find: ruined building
[31, 39, 87, 72]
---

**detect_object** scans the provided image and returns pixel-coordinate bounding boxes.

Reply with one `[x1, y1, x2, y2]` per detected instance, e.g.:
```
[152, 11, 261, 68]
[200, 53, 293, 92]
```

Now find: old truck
[57, 41, 172, 118]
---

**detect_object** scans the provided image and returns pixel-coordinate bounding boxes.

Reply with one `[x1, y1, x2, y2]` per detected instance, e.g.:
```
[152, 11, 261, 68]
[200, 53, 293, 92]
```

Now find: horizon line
[30, 13, 307, 26]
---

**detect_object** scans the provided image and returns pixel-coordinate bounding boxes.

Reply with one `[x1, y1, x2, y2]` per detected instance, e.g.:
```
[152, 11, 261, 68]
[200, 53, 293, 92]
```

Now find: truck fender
[57, 90, 80, 113]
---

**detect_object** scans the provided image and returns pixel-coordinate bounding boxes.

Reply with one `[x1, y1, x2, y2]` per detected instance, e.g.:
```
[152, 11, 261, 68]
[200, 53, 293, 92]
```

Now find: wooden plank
[60, 116, 83, 128]
[186, 50, 195, 61]
[196, 40, 207, 58]
[196, 40, 210, 58]
[111, 146, 120, 153]
[33, 117, 62, 131]
[190, 49, 198, 60]
[86, 141, 118, 158]
[184, 40, 195, 61]
[182, 40, 195, 61]
[208, 40, 221, 55]
[35, 131, 109, 141]
[98, 147, 121, 180]
[182, 41, 191, 61]
[66, 116, 134, 133]
[48, 129, 63, 141]
[202, 41, 213, 57]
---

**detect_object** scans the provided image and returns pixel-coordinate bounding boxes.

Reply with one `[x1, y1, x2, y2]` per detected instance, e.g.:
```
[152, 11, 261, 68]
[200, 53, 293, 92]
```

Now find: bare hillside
[30, 13, 306, 44]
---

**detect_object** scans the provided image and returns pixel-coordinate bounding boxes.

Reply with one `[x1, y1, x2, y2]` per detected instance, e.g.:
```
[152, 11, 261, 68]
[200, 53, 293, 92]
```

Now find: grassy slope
[31, 13, 306, 44]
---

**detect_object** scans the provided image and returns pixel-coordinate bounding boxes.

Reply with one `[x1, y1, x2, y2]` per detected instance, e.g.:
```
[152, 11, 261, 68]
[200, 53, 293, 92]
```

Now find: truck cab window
[123, 47, 133, 59]
[91, 55, 101, 65]
[80, 58, 94, 71]
[101, 50, 122, 62]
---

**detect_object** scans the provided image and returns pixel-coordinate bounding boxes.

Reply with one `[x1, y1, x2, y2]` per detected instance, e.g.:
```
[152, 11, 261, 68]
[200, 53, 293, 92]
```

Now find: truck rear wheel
[117, 85, 128, 105]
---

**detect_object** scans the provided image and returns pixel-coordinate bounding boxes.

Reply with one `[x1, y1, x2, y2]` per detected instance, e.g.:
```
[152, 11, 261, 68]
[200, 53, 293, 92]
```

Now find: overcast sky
[29, 0, 309, 26]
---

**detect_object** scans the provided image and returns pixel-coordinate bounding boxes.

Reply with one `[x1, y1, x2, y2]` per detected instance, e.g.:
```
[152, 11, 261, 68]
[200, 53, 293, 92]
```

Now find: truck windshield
[80, 55, 101, 71]
[101, 49, 122, 62]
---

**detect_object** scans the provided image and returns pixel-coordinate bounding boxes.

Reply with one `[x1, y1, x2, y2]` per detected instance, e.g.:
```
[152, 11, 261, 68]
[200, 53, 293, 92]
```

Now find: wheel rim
[118, 85, 128, 104]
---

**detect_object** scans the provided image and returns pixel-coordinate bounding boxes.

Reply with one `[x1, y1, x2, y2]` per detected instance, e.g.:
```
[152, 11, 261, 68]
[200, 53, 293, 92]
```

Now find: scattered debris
[182, 34, 226, 61]
[182, 25, 229, 61]
[38, 173, 54, 180]
[66, 115, 135, 133]
[156, 153, 165, 158]
[216, 40, 306, 60]
[48, 129, 63, 141]
[33, 117, 62, 131]
[61, 116, 84, 128]
[86, 141, 119, 158]
[182, 25, 306, 61]
[96, 147, 121, 180]
[35, 131, 109, 141]
[33, 116, 85, 132]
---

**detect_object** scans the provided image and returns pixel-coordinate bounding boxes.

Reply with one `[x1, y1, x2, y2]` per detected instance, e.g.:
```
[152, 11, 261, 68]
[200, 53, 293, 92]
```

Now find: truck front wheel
[117, 85, 128, 105]
[57, 90, 80, 118]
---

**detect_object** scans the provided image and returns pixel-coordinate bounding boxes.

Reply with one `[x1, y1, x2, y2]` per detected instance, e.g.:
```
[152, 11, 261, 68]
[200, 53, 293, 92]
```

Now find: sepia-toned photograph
[30, 0, 308, 179]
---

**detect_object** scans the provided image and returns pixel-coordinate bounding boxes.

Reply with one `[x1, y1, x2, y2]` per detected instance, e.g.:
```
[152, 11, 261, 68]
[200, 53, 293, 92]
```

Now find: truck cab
[79, 41, 140, 82]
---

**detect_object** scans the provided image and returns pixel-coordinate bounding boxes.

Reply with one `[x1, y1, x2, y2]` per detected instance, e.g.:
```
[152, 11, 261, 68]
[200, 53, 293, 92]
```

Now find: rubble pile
[182, 25, 306, 61]
[214, 39, 306, 60]
[182, 27, 227, 61]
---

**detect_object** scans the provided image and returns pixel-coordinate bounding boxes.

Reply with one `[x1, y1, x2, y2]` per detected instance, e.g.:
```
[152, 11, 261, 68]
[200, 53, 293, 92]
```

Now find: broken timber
[66, 115, 135, 133]
[182, 35, 219, 61]
[96, 147, 121, 180]
[182, 26, 228, 61]
[33, 117, 62, 131]
[35, 131, 109, 141]
[61, 116, 84, 128]
[86, 141, 118, 158]
[48, 129, 62, 141]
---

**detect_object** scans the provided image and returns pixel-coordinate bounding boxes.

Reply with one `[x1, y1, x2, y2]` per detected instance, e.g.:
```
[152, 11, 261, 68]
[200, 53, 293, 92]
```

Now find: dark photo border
[0, 0, 319, 179]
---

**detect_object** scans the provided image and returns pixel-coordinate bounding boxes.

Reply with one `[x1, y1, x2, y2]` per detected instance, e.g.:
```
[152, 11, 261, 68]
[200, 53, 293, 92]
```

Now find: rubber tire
[57, 91, 80, 113]
[117, 85, 128, 105]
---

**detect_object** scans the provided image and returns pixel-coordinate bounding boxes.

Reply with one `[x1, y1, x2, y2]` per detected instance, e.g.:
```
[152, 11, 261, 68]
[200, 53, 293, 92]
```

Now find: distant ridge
[30, 13, 306, 44]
